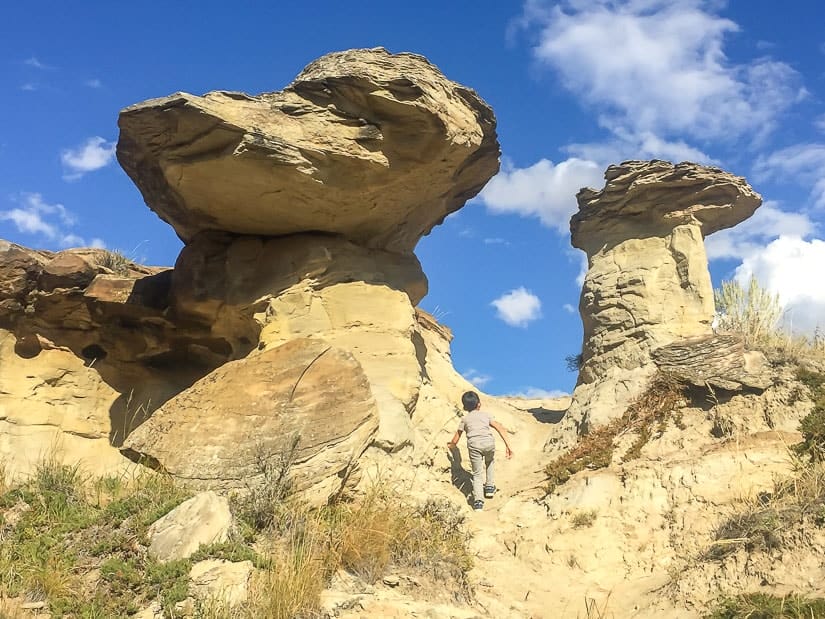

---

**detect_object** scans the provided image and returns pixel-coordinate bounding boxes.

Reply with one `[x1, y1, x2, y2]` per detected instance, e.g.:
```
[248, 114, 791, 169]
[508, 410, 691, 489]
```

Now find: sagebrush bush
[715, 275, 782, 348]
[714, 276, 824, 364]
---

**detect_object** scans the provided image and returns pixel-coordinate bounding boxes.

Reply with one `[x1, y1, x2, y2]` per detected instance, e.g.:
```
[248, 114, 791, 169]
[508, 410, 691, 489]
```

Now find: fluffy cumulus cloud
[754, 143, 825, 209]
[705, 201, 817, 261]
[462, 368, 493, 388]
[491, 286, 542, 327]
[0, 193, 104, 248]
[479, 157, 603, 233]
[520, 0, 804, 143]
[732, 237, 825, 335]
[61, 136, 116, 180]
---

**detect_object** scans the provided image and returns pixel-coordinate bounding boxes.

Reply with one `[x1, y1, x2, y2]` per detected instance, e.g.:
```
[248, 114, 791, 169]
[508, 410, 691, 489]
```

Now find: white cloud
[816, 115, 825, 134]
[20, 83, 37, 92]
[483, 237, 510, 246]
[570, 248, 588, 286]
[754, 143, 825, 208]
[463, 369, 493, 388]
[0, 193, 100, 249]
[491, 287, 542, 327]
[24, 56, 49, 69]
[85, 79, 103, 89]
[479, 157, 603, 233]
[0, 207, 56, 237]
[61, 136, 116, 180]
[505, 387, 570, 398]
[565, 128, 716, 166]
[562, 303, 576, 314]
[521, 0, 804, 143]
[732, 237, 825, 335]
[706, 202, 817, 261]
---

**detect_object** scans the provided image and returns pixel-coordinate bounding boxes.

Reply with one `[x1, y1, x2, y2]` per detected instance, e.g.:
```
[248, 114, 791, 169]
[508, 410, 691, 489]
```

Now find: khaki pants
[468, 442, 495, 502]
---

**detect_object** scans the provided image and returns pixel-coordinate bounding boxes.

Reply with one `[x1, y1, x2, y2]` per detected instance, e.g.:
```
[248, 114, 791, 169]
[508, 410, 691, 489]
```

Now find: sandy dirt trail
[451, 398, 581, 619]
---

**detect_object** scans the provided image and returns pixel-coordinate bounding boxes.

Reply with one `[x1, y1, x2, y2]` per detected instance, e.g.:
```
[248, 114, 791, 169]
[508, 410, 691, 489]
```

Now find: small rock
[147, 491, 233, 562]
[21, 601, 47, 610]
[382, 574, 400, 587]
[189, 559, 254, 607]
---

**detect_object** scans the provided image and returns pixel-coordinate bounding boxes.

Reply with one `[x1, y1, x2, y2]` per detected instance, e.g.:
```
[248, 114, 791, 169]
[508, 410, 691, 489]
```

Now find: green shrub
[793, 368, 825, 460]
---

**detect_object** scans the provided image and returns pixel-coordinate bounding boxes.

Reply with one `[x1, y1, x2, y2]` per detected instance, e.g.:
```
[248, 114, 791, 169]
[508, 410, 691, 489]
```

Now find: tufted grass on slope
[705, 454, 825, 562]
[0, 454, 473, 619]
[0, 458, 194, 617]
[707, 593, 825, 618]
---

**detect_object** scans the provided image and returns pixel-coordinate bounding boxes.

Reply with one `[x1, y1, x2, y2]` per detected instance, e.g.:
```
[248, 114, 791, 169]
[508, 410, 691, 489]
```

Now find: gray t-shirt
[458, 410, 495, 448]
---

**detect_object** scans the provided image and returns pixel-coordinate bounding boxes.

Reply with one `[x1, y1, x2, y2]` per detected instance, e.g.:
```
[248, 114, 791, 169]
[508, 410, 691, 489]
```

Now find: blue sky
[2, 1, 824, 397]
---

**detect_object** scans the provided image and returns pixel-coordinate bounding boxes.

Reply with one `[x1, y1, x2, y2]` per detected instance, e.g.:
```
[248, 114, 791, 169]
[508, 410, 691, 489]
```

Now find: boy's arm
[447, 430, 462, 449]
[490, 420, 514, 458]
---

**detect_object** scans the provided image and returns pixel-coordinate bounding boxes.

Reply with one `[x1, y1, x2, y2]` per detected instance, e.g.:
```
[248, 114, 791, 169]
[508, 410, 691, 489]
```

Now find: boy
[447, 390, 513, 511]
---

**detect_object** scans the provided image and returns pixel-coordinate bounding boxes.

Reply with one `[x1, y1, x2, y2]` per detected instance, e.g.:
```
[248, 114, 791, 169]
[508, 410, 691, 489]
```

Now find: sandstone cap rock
[117, 47, 500, 252]
[571, 160, 761, 253]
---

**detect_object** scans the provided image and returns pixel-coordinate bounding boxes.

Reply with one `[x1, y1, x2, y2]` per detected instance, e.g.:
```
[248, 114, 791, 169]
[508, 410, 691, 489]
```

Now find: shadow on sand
[447, 445, 474, 505]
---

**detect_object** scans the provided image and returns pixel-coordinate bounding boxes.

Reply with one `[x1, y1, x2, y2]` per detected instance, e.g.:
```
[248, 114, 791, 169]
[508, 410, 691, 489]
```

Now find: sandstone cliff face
[562, 160, 764, 436]
[0, 241, 208, 479]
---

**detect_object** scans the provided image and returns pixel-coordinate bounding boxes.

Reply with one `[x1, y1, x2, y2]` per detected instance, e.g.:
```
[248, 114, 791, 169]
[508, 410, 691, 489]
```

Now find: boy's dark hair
[461, 391, 480, 412]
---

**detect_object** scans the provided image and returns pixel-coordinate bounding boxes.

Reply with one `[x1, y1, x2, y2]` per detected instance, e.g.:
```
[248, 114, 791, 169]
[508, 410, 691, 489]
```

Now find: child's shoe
[484, 485, 496, 499]
[473, 499, 484, 511]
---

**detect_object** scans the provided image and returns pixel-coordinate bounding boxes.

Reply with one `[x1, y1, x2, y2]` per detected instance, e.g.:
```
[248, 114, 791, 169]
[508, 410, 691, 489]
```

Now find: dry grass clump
[242, 488, 473, 618]
[705, 459, 825, 561]
[707, 592, 825, 618]
[95, 249, 132, 276]
[0, 448, 474, 619]
[570, 509, 598, 529]
[545, 372, 687, 494]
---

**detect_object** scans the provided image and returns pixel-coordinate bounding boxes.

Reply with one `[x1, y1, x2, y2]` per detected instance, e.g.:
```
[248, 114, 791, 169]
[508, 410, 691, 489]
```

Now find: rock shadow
[528, 407, 567, 424]
[447, 445, 473, 504]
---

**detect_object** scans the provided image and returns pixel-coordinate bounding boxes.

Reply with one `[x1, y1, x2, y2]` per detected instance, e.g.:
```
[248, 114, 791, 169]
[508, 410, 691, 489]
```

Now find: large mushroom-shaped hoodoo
[562, 160, 762, 435]
[116, 48, 502, 500]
